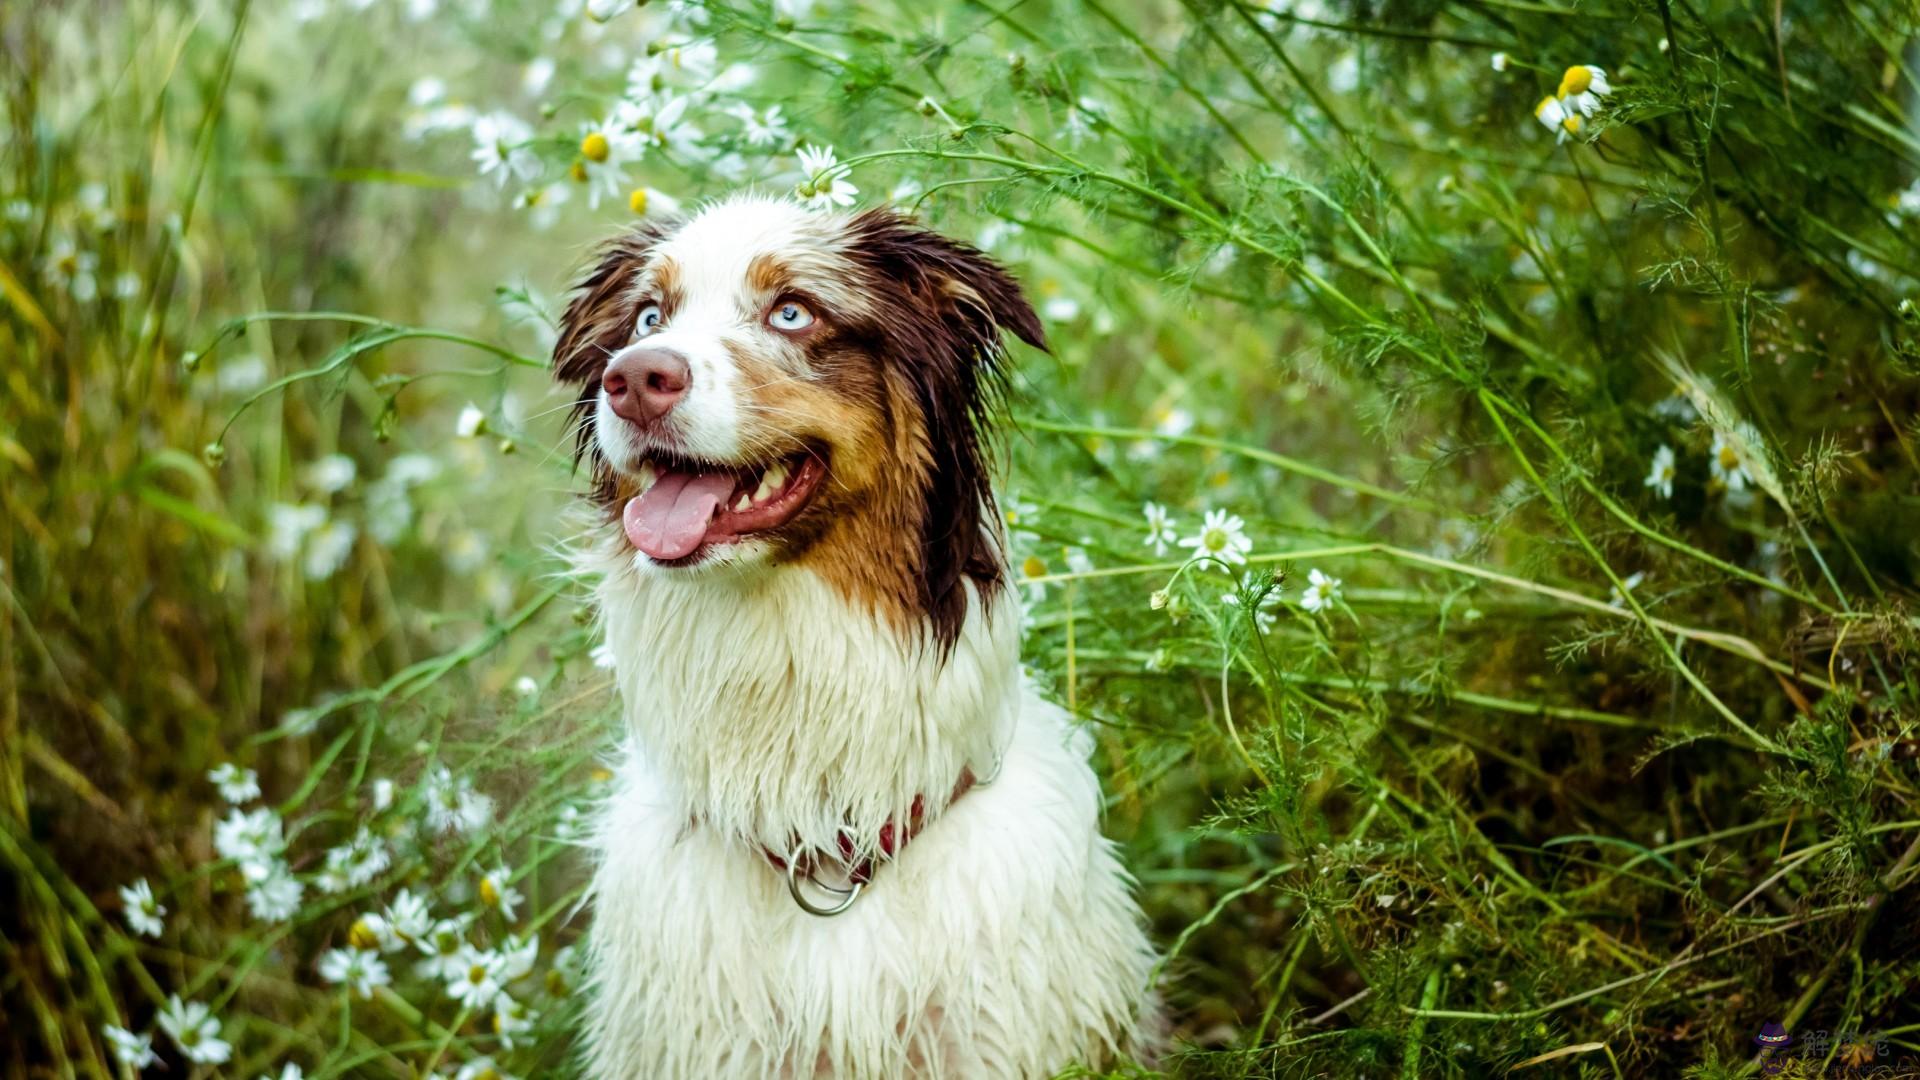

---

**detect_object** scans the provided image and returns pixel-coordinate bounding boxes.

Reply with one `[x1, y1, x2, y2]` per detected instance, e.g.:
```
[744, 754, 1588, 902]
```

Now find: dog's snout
[604, 347, 691, 425]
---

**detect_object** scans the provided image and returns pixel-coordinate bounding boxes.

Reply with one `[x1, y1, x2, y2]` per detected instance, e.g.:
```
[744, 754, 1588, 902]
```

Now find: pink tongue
[623, 470, 737, 560]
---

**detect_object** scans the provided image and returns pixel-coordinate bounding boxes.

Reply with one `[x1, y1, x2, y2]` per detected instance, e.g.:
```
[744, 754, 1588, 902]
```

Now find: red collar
[762, 767, 978, 890]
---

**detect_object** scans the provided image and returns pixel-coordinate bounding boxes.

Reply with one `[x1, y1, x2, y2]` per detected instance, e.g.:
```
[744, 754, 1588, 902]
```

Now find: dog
[552, 193, 1158, 1077]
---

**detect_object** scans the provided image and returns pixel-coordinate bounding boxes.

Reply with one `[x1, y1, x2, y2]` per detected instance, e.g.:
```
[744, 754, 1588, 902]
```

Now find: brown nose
[603, 347, 690, 425]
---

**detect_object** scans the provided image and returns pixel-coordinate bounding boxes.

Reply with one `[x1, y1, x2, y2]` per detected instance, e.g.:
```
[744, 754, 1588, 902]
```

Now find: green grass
[4, 0, 1919, 1077]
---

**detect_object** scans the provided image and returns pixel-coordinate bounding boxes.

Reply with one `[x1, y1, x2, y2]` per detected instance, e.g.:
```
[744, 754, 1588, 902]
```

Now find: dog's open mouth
[620, 448, 826, 562]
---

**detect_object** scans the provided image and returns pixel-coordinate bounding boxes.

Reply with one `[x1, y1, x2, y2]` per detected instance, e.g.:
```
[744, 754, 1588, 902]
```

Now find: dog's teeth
[734, 493, 752, 512]
[637, 461, 658, 492]
[755, 462, 787, 502]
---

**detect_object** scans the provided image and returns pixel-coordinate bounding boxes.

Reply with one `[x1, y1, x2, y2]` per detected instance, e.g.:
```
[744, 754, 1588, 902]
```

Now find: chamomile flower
[386, 889, 434, 941]
[206, 762, 260, 806]
[266, 503, 327, 560]
[1142, 502, 1178, 556]
[627, 39, 719, 96]
[304, 454, 358, 494]
[470, 112, 539, 188]
[43, 238, 98, 301]
[454, 1057, 517, 1080]
[626, 186, 682, 217]
[1020, 554, 1050, 605]
[575, 122, 630, 209]
[728, 103, 790, 147]
[1709, 430, 1751, 493]
[156, 996, 232, 1065]
[493, 996, 538, 1049]
[478, 866, 525, 920]
[447, 945, 509, 1009]
[214, 807, 286, 879]
[1179, 509, 1253, 570]
[456, 403, 488, 438]
[119, 879, 165, 937]
[424, 765, 494, 835]
[349, 912, 403, 953]
[499, 933, 540, 980]
[1490, 51, 1509, 71]
[103, 1025, 157, 1069]
[318, 946, 392, 999]
[246, 866, 304, 922]
[1299, 568, 1342, 613]
[1533, 95, 1581, 143]
[1644, 445, 1677, 499]
[1557, 65, 1612, 116]
[263, 1065, 306, 1080]
[416, 915, 475, 981]
[317, 828, 391, 893]
[303, 521, 357, 581]
[795, 144, 858, 209]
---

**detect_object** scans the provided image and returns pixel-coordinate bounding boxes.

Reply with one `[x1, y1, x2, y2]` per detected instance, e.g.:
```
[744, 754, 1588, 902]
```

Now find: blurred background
[3, 0, 1919, 1076]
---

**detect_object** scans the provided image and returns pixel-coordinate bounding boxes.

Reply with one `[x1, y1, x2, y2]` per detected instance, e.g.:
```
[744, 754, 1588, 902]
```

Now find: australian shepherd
[553, 193, 1158, 1077]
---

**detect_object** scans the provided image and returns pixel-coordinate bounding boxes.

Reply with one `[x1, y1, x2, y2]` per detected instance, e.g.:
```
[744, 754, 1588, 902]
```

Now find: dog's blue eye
[636, 304, 663, 336]
[768, 301, 814, 332]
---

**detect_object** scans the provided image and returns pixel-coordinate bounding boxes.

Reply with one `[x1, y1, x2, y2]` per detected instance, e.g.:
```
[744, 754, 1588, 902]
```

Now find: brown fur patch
[552, 206, 1044, 650]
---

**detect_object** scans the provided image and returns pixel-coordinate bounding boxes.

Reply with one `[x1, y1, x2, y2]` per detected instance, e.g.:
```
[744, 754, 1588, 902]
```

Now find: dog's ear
[846, 209, 1045, 648]
[553, 222, 673, 480]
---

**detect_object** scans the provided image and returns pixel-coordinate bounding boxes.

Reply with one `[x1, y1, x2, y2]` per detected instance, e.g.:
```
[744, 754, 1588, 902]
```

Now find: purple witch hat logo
[1754, 1022, 1793, 1049]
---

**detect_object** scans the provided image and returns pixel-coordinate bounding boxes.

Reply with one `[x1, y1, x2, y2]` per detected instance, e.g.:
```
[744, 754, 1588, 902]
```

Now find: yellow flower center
[479, 876, 500, 907]
[569, 160, 588, 184]
[580, 131, 611, 163]
[1021, 555, 1046, 579]
[1534, 96, 1559, 120]
[1562, 114, 1582, 134]
[1203, 528, 1227, 553]
[468, 964, 487, 984]
[348, 919, 380, 951]
[1718, 446, 1739, 469]
[1559, 65, 1593, 96]
[629, 188, 649, 214]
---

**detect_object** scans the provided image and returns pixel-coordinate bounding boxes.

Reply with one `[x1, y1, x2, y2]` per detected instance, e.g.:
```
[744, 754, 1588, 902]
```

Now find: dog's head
[554, 194, 1044, 646]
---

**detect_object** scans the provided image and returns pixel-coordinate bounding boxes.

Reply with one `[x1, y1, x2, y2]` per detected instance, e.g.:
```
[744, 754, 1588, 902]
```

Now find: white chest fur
[582, 556, 1157, 1077]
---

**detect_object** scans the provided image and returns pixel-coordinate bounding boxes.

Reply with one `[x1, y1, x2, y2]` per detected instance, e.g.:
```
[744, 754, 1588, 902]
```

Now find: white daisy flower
[214, 807, 286, 878]
[1533, 95, 1581, 143]
[416, 915, 475, 981]
[795, 144, 858, 209]
[499, 933, 540, 981]
[493, 996, 538, 1049]
[1300, 568, 1342, 613]
[262, 1064, 306, 1080]
[208, 762, 261, 803]
[1179, 509, 1253, 570]
[627, 40, 718, 96]
[470, 112, 539, 188]
[386, 889, 434, 940]
[1709, 430, 1751, 492]
[1557, 64, 1612, 116]
[156, 996, 232, 1065]
[1490, 51, 1509, 71]
[302, 521, 357, 580]
[1142, 502, 1178, 556]
[304, 453, 357, 494]
[265, 503, 327, 560]
[456, 403, 488, 438]
[626, 186, 682, 217]
[317, 828, 391, 893]
[119, 879, 165, 937]
[478, 866, 525, 921]
[102, 1025, 157, 1069]
[370, 777, 396, 812]
[349, 912, 403, 953]
[43, 238, 98, 301]
[446, 946, 509, 1009]
[424, 765, 495, 835]
[574, 122, 631, 209]
[1644, 445, 1676, 499]
[454, 1057, 517, 1080]
[728, 103, 790, 147]
[319, 946, 391, 998]
[245, 866, 304, 922]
